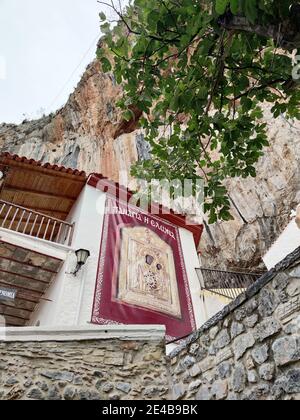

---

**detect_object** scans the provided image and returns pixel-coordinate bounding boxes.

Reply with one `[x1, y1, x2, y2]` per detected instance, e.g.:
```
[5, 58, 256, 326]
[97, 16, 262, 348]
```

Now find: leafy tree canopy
[98, 0, 300, 223]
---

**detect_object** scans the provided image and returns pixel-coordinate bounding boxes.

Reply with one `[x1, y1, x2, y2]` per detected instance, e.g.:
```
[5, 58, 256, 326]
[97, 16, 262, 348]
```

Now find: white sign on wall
[0, 288, 17, 301]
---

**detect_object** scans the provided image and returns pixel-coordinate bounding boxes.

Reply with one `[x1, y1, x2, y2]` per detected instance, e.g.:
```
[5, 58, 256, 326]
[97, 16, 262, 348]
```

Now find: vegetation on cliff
[98, 0, 300, 223]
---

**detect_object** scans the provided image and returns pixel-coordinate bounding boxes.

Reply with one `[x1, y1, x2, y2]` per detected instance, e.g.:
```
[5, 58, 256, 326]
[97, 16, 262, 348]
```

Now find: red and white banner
[92, 198, 196, 342]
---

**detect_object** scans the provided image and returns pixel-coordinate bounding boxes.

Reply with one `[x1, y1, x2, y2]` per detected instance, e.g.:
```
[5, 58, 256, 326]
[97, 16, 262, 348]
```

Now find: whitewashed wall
[31, 186, 208, 331]
[31, 185, 106, 327]
[179, 228, 203, 329]
[263, 218, 300, 269]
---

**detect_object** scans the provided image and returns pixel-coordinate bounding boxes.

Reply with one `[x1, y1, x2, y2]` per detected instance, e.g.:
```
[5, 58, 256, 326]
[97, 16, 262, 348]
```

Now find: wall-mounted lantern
[72, 249, 90, 276]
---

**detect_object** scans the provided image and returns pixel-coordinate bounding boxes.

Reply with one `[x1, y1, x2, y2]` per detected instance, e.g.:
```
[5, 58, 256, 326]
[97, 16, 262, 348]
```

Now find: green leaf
[123, 109, 135, 122]
[96, 48, 103, 60]
[241, 97, 253, 111]
[230, 0, 239, 14]
[215, 0, 228, 15]
[243, 0, 258, 24]
[100, 57, 112, 73]
[100, 22, 110, 34]
[99, 12, 106, 22]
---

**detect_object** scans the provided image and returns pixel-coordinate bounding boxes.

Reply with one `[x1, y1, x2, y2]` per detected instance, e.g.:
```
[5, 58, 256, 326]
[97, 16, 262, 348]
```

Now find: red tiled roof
[0, 153, 87, 177]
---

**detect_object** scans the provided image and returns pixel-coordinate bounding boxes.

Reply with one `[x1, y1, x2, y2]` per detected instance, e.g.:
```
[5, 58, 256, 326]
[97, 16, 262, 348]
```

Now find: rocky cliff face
[201, 111, 300, 270]
[0, 60, 140, 182]
[1, 55, 299, 270]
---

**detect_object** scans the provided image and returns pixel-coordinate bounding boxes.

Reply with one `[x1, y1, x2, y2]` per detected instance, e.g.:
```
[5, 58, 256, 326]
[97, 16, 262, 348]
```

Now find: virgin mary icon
[116, 226, 182, 319]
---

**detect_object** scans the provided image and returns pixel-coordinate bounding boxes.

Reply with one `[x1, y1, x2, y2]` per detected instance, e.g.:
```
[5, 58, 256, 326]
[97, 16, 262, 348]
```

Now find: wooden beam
[25, 207, 69, 218]
[0, 280, 44, 296]
[0, 305, 30, 320]
[0, 314, 26, 326]
[0, 268, 51, 286]
[0, 161, 86, 183]
[3, 186, 77, 201]
[0, 239, 63, 263]
[0, 255, 59, 274]
[7, 294, 39, 305]
[0, 299, 35, 312]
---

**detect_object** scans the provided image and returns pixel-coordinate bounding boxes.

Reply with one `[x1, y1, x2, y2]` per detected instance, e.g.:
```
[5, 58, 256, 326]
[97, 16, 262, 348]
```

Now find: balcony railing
[0, 200, 74, 246]
[196, 268, 264, 300]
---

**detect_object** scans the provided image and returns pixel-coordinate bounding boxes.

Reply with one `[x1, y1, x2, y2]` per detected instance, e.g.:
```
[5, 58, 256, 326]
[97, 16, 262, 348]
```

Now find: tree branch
[233, 78, 286, 101]
[98, 0, 181, 44]
[219, 15, 300, 51]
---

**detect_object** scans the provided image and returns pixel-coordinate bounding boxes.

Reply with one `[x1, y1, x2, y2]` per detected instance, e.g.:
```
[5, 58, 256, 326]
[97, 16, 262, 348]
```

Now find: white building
[0, 153, 216, 343]
[263, 206, 300, 270]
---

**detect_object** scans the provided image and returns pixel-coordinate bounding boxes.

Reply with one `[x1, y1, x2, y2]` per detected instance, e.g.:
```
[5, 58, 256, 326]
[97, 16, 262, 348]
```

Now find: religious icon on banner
[117, 226, 182, 318]
[92, 198, 196, 342]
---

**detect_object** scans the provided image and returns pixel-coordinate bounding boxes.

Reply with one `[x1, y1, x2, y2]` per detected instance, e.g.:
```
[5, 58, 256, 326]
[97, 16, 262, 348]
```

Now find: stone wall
[0, 326, 169, 400]
[169, 248, 300, 400]
[1, 249, 300, 401]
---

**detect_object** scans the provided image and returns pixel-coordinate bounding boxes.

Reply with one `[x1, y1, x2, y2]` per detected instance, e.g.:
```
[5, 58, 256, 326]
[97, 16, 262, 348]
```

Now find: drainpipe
[75, 261, 88, 326]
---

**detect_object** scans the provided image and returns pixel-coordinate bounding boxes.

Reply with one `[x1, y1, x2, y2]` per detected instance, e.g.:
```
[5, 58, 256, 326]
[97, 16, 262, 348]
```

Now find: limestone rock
[273, 369, 300, 395]
[173, 382, 185, 400]
[209, 326, 220, 340]
[217, 361, 232, 380]
[245, 355, 255, 370]
[282, 369, 300, 394]
[258, 289, 278, 317]
[248, 370, 258, 384]
[182, 356, 196, 369]
[232, 365, 246, 393]
[283, 315, 300, 335]
[196, 386, 212, 401]
[116, 382, 132, 394]
[63, 387, 78, 400]
[230, 322, 245, 339]
[272, 336, 300, 367]
[272, 273, 290, 291]
[211, 380, 228, 400]
[189, 364, 201, 378]
[258, 363, 275, 381]
[6, 377, 18, 385]
[189, 343, 200, 355]
[286, 278, 300, 297]
[252, 344, 269, 365]
[214, 330, 230, 350]
[255, 318, 282, 342]
[200, 109, 300, 270]
[41, 371, 74, 382]
[233, 332, 255, 360]
[188, 380, 202, 392]
[244, 314, 259, 328]
[27, 388, 44, 400]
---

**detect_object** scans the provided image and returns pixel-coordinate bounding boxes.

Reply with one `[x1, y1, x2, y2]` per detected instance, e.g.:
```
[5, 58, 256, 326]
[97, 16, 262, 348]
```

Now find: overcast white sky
[0, 0, 120, 124]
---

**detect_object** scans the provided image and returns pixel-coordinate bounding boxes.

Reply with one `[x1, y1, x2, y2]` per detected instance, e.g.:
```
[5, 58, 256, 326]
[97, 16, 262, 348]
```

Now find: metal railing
[0, 200, 74, 246]
[196, 267, 264, 300]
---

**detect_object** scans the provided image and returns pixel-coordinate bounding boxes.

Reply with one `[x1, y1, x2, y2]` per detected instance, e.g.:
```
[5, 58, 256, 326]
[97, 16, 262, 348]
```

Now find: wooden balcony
[0, 200, 74, 246]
